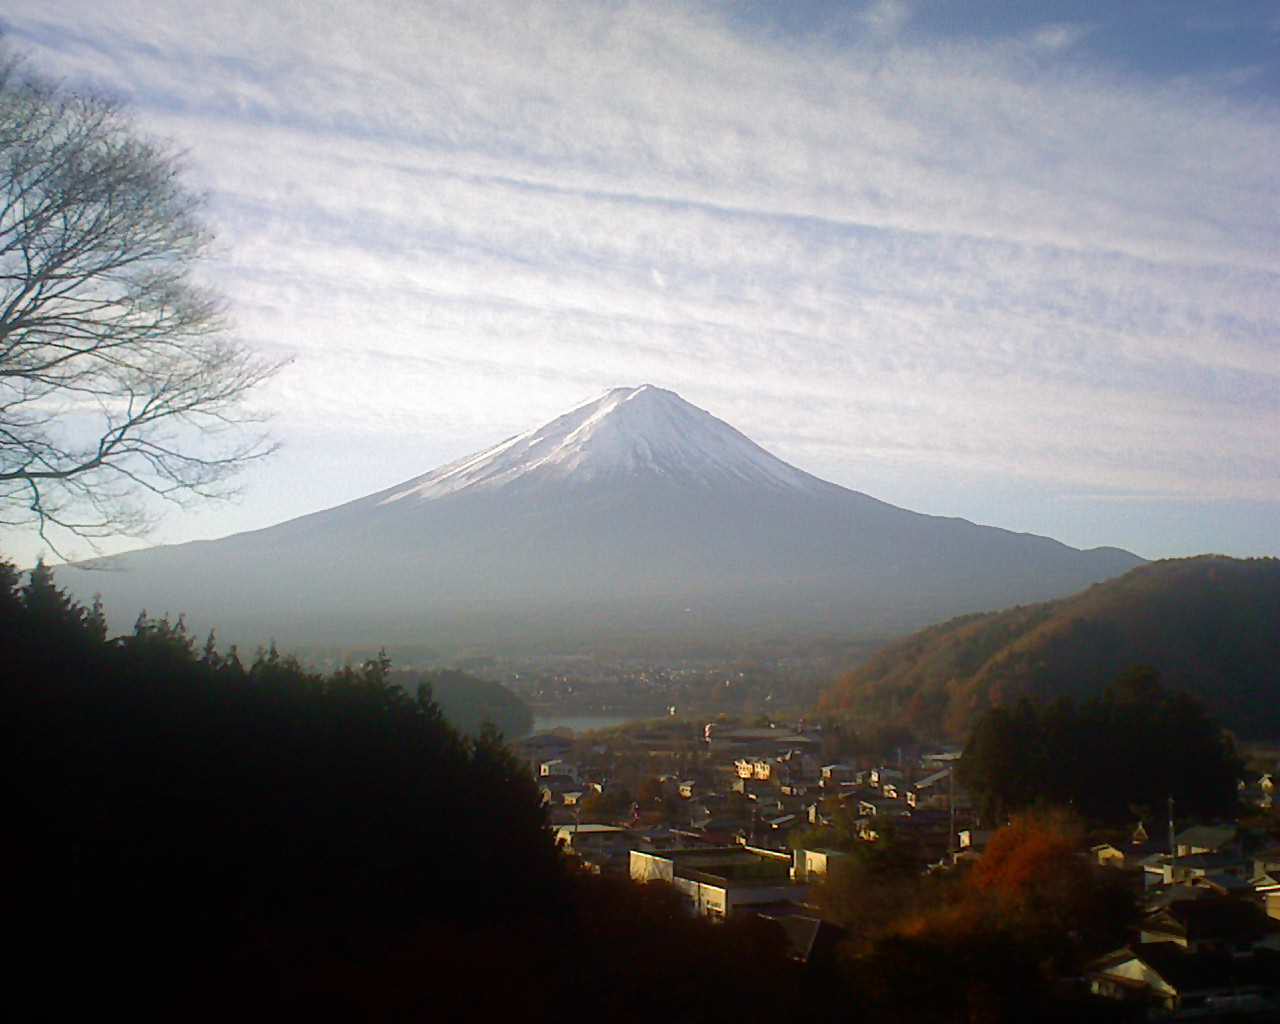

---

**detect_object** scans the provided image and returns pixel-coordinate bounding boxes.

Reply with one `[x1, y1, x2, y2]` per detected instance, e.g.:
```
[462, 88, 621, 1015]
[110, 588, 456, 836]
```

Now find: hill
[398, 668, 533, 738]
[53, 385, 1142, 654]
[819, 556, 1280, 740]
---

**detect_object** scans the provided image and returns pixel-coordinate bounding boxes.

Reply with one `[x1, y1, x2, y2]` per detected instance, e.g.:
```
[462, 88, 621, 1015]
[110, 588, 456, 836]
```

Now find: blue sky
[3, 0, 1277, 567]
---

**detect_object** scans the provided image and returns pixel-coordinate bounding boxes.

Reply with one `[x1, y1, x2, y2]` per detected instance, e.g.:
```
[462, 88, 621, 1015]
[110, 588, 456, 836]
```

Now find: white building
[630, 846, 802, 921]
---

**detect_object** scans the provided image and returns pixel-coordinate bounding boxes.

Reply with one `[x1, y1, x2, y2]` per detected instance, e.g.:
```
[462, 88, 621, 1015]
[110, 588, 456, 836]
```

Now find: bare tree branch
[0, 42, 286, 556]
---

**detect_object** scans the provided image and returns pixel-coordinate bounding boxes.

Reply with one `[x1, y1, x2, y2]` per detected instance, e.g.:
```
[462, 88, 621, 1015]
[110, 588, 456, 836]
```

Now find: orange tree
[846, 811, 1136, 1022]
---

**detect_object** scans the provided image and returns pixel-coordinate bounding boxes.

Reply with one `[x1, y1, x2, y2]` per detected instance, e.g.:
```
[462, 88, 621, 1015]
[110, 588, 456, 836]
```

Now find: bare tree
[0, 46, 284, 554]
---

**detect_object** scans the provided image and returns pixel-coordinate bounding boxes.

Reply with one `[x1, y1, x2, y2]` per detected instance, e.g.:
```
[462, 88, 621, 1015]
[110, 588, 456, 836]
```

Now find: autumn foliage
[844, 812, 1136, 1023]
[821, 556, 1280, 740]
[971, 813, 1084, 902]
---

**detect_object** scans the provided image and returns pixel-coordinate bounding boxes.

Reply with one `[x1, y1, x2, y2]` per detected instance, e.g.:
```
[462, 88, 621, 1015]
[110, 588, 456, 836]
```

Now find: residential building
[630, 846, 804, 920]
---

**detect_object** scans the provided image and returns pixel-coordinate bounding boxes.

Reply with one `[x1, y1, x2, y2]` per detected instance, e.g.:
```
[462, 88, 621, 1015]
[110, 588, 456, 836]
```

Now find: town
[520, 717, 1280, 1019]
[477, 647, 868, 723]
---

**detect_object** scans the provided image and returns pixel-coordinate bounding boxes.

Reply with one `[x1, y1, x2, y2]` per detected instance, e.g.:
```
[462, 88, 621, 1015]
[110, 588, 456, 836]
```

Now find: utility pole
[949, 765, 957, 858]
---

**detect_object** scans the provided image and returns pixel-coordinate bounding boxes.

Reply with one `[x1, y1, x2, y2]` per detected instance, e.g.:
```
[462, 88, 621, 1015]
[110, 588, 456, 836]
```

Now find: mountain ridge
[54, 385, 1145, 653]
[818, 555, 1280, 740]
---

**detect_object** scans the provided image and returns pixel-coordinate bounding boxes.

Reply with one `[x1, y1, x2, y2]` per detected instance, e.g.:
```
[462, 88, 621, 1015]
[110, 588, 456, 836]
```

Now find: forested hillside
[820, 556, 1280, 739]
[2, 560, 823, 1021]
[958, 668, 1241, 824]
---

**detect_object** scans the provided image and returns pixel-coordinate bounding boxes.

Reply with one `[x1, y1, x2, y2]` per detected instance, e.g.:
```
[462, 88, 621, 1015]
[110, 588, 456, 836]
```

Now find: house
[1145, 877, 1258, 915]
[1086, 943, 1280, 1016]
[869, 765, 904, 789]
[556, 822, 637, 844]
[957, 829, 993, 855]
[734, 757, 772, 781]
[539, 758, 578, 781]
[731, 777, 774, 799]
[538, 773, 579, 806]
[1092, 843, 1127, 868]
[630, 846, 804, 921]
[1260, 882, 1280, 922]
[1170, 850, 1253, 886]
[909, 767, 952, 810]
[820, 764, 854, 787]
[920, 749, 963, 770]
[514, 732, 573, 775]
[858, 797, 909, 820]
[1131, 826, 1246, 888]
[1174, 824, 1238, 859]
[889, 809, 955, 863]
[1139, 896, 1279, 956]
[1147, 834, 1252, 886]
[692, 821, 742, 845]
[776, 749, 820, 778]
[1253, 846, 1280, 880]
[1252, 847, 1280, 921]
[792, 846, 850, 882]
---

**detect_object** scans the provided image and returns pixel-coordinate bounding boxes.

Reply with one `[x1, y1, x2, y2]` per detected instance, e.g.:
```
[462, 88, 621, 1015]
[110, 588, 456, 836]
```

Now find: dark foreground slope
[820, 556, 1280, 740]
[3, 561, 825, 1022]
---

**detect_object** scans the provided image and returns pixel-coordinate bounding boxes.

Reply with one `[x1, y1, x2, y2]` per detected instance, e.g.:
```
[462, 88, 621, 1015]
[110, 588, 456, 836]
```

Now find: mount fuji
[56, 386, 1144, 652]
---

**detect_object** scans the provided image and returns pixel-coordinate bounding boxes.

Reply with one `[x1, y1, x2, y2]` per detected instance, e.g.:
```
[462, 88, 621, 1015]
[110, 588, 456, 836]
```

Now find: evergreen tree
[959, 668, 1240, 823]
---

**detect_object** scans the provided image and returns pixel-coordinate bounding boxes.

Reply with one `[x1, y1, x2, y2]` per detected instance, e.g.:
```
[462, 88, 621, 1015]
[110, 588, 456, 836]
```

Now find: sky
[3, 0, 1278, 567]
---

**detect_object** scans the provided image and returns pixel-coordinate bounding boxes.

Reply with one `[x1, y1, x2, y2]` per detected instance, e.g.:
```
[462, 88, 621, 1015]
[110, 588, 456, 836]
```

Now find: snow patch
[378, 385, 828, 505]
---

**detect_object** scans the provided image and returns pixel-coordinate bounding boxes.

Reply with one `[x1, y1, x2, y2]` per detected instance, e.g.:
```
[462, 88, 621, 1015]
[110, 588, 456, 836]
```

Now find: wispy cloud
[1028, 22, 1094, 52]
[3, 0, 1277, 562]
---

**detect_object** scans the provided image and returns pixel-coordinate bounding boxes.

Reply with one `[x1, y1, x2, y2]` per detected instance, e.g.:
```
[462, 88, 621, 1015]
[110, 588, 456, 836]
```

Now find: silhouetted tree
[3, 562, 845, 1021]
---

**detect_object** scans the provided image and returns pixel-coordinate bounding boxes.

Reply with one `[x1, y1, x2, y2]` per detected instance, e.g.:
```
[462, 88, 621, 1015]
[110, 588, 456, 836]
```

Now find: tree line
[3, 560, 841, 1020]
[957, 666, 1241, 825]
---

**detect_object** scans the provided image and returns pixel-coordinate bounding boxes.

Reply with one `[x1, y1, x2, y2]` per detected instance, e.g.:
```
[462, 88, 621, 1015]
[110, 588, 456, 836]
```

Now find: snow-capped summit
[57, 386, 1144, 653]
[379, 385, 823, 504]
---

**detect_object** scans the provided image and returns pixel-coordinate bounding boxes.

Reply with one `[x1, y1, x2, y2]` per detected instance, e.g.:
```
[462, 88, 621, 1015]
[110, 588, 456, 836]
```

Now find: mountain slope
[55, 385, 1143, 653]
[818, 555, 1280, 739]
